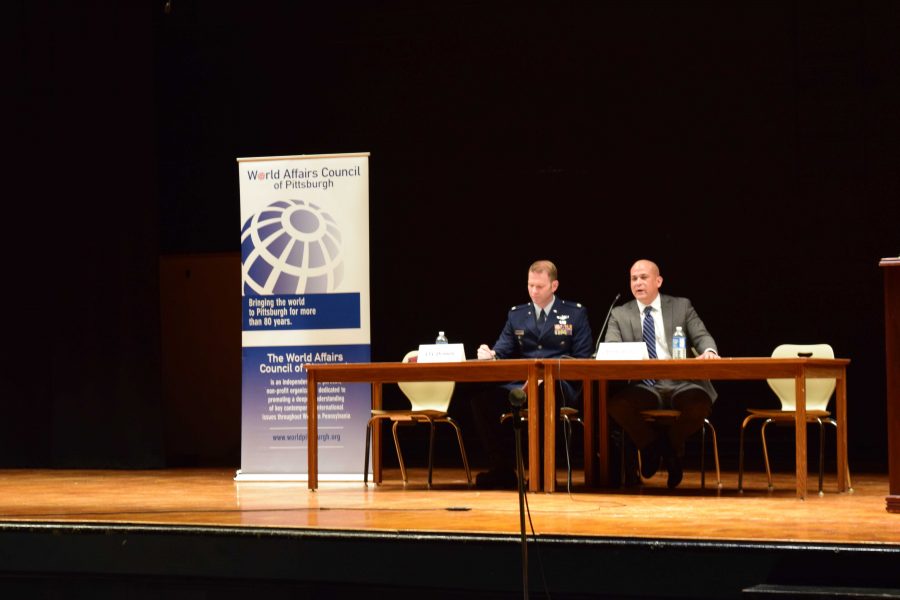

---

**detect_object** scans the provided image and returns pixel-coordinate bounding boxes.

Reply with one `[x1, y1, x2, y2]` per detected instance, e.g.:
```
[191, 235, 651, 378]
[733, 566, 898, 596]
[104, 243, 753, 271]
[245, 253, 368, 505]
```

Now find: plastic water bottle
[672, 326, 687, 359]
[435, 331, 448, 344]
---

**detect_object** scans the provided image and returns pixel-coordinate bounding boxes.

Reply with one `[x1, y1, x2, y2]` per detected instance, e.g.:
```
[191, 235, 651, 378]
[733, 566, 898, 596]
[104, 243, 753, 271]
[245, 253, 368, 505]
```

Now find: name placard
[595, 342, 649, 360]
[417, 343, 467, 363]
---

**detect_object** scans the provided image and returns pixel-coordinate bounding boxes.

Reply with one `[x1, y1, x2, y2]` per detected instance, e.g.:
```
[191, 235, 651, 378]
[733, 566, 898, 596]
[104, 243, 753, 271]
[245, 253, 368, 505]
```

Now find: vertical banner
[235, 153, 370, 481]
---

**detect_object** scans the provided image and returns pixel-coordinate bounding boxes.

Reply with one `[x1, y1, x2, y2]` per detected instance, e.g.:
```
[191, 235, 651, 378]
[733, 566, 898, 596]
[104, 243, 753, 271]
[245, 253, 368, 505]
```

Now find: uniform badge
[554, 320, 573, 336]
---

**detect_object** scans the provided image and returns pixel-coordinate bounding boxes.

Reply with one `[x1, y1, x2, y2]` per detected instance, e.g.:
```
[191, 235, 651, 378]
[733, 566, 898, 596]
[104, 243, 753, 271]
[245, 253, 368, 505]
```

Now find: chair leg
[700, 420, 706, 489]
[443, 417, 473, 487]
[738, 414, 758, 492]
[562, 414, 573, 490]
[391, 421, 408, 484]
[703, 419, 722, 489]
[570, 417, 585, 486]
[816, 417, 825, 496]
[824, 418, 853, 492]
[761, 418, 775, 490]
[364, 419, 373, 487]
[426, 418, 436, 490]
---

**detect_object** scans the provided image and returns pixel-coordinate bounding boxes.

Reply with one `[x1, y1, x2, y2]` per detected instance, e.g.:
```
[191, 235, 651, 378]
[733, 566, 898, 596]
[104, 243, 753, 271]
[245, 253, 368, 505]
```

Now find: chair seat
[738, 343, 850, 495]
[500, 406, 582, 422]
[747, 408, 831, 420]
[364, 350, 472, 489]
[629, 409, 721, 489]
[560, 406, 580, 418]
[371, 409, 447, 420]
[498, 405, 585, 491]
[639, 409, 681, 420]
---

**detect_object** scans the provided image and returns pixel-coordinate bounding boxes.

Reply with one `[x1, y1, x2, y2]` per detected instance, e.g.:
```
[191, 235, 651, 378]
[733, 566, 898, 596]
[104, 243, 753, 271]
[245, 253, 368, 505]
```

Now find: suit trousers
[607, 380, 712, 456]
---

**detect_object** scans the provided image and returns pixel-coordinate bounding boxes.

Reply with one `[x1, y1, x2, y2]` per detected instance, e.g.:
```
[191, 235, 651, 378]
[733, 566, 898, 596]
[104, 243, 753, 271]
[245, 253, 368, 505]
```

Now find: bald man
[604, 259, 720, 489]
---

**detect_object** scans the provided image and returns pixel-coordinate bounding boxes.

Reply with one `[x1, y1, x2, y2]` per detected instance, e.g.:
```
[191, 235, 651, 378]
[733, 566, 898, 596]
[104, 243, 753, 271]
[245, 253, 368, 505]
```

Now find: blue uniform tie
[537, 309, 546, 328]
[642, 305, 657, 386]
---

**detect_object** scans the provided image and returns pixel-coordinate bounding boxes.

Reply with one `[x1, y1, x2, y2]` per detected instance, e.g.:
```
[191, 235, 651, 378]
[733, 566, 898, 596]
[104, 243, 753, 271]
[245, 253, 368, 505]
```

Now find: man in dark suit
[604, 259, 720, 488]
[472, 260, 593, 488]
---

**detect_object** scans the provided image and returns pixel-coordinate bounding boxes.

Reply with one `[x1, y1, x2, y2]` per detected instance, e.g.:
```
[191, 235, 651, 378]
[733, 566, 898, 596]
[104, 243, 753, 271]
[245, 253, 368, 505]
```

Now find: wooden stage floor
[1, 467, 898, 598]
[0, 467, 896, 545]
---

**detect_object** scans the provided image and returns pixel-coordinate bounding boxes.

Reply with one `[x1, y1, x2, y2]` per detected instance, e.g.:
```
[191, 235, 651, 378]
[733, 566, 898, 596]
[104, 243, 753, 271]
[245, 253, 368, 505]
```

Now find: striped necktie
[642, 305, 657, 386]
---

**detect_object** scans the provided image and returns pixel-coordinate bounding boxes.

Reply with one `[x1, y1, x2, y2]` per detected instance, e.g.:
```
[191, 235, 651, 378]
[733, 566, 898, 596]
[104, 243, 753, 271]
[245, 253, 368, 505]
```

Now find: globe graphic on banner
[241, 199, 344, 295]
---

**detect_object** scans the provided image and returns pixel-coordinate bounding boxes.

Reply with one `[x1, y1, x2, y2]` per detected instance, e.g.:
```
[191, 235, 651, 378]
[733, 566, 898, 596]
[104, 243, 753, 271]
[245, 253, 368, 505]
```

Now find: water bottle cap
[439, 331, 445, 335]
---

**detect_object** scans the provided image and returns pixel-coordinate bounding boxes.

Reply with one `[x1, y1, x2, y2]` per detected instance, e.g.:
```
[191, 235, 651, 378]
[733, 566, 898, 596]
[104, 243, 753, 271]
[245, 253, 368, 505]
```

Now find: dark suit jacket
[604, 294, 718, 402]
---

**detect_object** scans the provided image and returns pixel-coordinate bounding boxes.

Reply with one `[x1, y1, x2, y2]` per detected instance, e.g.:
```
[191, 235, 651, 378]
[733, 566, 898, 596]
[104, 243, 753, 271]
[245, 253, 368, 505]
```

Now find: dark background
[8, 0, 898, 474]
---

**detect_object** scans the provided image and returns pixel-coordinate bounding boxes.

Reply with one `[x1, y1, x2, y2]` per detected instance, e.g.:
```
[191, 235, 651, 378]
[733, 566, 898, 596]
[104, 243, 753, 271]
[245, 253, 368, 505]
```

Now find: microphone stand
[509, 389, 529, 599]
[593, 292, 621, 357]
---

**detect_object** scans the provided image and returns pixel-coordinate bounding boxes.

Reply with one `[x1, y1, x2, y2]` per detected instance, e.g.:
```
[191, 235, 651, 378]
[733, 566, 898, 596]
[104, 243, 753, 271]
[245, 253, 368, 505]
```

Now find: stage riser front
[1, 524, 898, 599]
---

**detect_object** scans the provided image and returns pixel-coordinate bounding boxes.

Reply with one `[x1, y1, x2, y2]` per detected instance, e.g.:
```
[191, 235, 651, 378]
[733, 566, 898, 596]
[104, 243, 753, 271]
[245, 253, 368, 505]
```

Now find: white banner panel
[235, 152, 370, 481]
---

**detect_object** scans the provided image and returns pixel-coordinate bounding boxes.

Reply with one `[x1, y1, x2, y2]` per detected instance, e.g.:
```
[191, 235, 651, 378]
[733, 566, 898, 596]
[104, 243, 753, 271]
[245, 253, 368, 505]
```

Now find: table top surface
[304, 357, 849, 381]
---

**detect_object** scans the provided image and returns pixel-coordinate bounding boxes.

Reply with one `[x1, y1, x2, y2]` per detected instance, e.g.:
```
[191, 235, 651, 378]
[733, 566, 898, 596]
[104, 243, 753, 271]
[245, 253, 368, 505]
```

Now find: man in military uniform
[472, 260, 593, 489]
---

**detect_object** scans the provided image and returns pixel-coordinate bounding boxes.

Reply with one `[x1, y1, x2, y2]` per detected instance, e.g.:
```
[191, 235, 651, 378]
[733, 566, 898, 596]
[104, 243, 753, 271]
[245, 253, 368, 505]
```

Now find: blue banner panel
[242, 293, 361, 331]
[240, 344, 371, 475]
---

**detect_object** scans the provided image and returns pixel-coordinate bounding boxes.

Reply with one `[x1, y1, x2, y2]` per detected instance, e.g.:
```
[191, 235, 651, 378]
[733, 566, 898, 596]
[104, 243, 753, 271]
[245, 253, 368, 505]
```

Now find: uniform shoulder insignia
[510, 303, 527, 311]
[560, 299, 583, 308]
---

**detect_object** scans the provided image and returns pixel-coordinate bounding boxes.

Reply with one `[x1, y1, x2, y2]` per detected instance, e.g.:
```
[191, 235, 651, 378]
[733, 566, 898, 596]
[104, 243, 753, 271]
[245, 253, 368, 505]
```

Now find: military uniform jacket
[493, 298, 593, 360]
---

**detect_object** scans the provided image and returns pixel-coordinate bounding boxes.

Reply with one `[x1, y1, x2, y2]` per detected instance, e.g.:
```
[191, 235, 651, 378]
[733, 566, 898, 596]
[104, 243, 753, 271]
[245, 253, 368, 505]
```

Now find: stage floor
[0, 467, 896, 546]
[2, 467, 899, 598]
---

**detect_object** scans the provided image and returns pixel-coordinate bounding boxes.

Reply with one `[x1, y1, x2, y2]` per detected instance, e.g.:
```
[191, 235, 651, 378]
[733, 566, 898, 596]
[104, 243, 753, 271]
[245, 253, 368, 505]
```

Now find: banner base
[234, 470, 369, 483]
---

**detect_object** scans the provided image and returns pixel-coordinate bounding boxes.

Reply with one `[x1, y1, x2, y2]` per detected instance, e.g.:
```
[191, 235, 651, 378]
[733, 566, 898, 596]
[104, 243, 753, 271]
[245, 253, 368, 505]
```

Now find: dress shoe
[639, 441, 662, 479]
[665, 454, 683, 489]
[475, 469, 519, 490]
[623, 466, 642, 487]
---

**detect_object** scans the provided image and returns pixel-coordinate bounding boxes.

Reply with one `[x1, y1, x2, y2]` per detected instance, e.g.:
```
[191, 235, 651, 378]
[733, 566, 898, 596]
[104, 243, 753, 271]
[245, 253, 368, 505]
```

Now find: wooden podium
[882, 257, 900, 513]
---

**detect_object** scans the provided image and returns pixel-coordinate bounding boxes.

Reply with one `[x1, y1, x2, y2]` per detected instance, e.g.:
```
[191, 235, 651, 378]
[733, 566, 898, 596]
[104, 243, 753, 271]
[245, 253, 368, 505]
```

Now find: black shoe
[665, 454, 683, 489]
[475, 469, 519, 490]
[640, 442, 662, 479]
[623, 466, 641, 487]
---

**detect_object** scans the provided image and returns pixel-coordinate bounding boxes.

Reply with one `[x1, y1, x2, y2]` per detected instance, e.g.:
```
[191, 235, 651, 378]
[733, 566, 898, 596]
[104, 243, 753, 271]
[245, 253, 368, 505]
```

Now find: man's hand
[477, 344, 496, 360]
[696, 349, 720, 360]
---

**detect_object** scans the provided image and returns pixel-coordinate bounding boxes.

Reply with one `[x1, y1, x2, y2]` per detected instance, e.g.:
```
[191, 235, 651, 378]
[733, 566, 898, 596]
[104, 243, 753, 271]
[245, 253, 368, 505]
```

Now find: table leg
[598, 380, 609, 486]
[544, 365, 557, 493]
[373, 382, 382, 484]
[307, 370, 318, 491]
[795, 373, 808, 499]
[836, 373, 848, 492]
[583, 378, 595, 487]
[527, 371, 541, 493]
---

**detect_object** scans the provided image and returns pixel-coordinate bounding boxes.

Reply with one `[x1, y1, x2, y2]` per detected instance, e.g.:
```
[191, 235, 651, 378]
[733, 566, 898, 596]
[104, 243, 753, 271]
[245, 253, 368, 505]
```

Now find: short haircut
[529, 260, 558, 281]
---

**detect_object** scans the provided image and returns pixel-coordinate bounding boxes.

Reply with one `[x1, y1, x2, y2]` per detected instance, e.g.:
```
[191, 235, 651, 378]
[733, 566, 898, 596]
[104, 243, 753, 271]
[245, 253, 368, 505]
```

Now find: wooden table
[544, 357, 851, 499]
[305, 359, 543, 491]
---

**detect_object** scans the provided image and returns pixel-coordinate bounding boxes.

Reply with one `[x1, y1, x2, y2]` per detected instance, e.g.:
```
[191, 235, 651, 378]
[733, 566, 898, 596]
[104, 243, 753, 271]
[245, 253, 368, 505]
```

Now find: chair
[500, 405, 584, 489]
[737, 343, 852, 495]
[363, 351, 472, 488]
[628, 410, 722, 489]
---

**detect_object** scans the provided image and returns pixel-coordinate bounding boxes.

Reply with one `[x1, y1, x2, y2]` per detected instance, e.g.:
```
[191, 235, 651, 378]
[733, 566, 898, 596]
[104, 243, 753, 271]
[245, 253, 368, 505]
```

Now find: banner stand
[235, 153, 371, 482]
